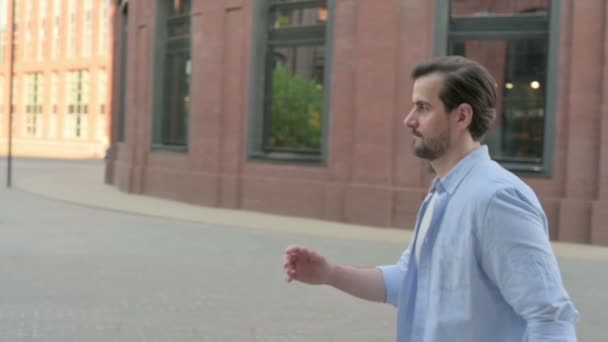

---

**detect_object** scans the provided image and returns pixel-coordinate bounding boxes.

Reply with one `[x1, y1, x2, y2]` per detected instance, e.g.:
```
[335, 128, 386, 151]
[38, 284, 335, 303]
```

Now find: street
[0, 184, 397, 341]
[0, 158, 605, 341]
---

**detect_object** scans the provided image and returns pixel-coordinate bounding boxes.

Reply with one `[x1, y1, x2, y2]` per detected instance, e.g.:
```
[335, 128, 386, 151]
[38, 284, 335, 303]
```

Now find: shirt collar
[429, 145, 490, 196]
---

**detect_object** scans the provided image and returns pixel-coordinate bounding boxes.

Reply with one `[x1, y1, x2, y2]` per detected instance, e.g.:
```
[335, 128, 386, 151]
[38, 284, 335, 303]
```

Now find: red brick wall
[107, 0, 608, 245]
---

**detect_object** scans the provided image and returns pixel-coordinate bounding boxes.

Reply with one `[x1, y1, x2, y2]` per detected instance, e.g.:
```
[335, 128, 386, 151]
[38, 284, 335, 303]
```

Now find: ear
[455, 103, 474, 131]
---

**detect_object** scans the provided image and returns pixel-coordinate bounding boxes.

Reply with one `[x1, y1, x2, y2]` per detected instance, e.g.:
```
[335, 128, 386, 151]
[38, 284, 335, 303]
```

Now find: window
[436, 0, 559, 174]
[0, 77, 4, 132]
[98, 0, 109, 56]
[97, 69, 107, 141]
[6, 74, 21, 137]
[117, 3, 128, 142]
[24, 0, 32, 62]
[67, 0, 76, 58]
[65, 70, 90, 138]
[0, 0, 7, 64]
[250, 0, 332, 162]
[152, 0, 192, 149]
[10, 75, 19, 130]
[83, 0, 93, 57]
[37, 0, 47, 61]
[24, 73, 44, 137]
[12, 1, 19, 62]
[52, 0, 61, 59]
[49, 73, 59, 138]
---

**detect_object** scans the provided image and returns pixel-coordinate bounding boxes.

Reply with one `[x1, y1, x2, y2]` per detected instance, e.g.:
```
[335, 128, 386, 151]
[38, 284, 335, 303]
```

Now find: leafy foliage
[269, 63, 323, 150]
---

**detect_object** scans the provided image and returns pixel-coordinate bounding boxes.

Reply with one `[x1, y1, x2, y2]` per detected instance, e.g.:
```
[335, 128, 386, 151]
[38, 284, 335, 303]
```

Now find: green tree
[269, 63, 323, 151]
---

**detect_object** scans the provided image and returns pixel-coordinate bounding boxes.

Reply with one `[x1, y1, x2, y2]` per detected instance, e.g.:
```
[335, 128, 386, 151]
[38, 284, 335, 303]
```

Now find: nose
[404, 109, 417, 129]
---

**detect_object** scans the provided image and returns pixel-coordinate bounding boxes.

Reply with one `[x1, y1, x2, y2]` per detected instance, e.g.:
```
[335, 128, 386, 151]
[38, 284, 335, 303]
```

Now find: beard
[412, 129, 450, 161]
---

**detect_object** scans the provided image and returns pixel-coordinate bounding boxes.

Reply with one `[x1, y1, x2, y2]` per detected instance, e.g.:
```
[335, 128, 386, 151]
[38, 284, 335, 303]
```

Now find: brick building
[106, 0, 608, 245]
[0, 0, 111, 158]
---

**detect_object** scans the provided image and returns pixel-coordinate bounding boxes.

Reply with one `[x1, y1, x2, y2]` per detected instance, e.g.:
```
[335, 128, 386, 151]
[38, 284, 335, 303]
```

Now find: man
[283, 56, 579, 341]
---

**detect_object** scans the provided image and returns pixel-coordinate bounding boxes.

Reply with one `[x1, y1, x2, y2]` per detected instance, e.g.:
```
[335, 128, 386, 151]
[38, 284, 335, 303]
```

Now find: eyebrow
[413, 100, 431, 107]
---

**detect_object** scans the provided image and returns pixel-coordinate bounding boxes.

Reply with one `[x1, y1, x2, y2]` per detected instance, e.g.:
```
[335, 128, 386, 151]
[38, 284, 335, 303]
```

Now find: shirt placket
[411, 185, 449, 341]
[396, 184, 435, 342]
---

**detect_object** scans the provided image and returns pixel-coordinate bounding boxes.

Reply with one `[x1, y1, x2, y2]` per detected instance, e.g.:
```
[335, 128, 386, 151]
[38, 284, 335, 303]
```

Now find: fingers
[284, 245, 307, 257]
[283, 253, 296, 282]
[284, 246, 303, 272]
[283, 245, 307, 283]
[284, 245, 318, 261]
[283, 245, 325, 283]
[283, 246, 297, 282]
[285, 267, 296, 282]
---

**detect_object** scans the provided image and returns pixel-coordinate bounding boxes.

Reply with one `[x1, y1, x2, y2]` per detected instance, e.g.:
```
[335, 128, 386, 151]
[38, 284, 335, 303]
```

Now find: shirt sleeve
[480, 188, 579, 341]
[377, 244, 412, 307]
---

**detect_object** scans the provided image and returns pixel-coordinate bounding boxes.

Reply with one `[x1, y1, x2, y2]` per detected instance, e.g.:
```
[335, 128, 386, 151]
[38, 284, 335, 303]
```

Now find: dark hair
[411, 56, 497, 141]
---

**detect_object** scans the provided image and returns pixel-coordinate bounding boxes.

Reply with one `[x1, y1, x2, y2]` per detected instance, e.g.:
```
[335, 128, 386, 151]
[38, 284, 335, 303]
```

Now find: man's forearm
[326, 264, 386, 303]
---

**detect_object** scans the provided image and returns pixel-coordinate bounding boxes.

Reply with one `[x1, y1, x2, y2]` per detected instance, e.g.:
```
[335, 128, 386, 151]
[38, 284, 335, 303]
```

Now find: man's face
[404, 73, 452, 161]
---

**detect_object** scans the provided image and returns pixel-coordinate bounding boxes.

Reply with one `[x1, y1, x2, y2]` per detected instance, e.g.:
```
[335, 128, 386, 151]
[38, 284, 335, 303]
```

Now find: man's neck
[430, 141, 481, 179]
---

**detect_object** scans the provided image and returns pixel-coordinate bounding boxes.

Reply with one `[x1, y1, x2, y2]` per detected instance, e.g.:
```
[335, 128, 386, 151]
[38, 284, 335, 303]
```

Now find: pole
[6, 0, 14, 188]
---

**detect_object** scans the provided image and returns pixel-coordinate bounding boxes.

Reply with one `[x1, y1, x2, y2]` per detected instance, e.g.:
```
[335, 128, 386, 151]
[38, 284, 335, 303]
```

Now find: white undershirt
[415, 192, 437, 265]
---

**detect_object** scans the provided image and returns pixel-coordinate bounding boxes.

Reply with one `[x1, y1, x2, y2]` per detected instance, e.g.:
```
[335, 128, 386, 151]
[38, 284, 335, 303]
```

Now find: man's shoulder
[462, 158, 538, 203]
[455, 160, 547, 233]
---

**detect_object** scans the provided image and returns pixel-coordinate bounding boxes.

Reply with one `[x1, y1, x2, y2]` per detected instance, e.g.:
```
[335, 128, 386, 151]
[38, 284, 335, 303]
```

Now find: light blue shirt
[379, 146, 579, 342]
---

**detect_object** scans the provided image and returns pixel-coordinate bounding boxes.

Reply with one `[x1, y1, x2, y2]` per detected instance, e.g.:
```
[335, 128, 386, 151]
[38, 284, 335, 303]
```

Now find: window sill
[151, 144, 188, 153]
[497, 160, 551, 177]
[248, 150, 325, 166]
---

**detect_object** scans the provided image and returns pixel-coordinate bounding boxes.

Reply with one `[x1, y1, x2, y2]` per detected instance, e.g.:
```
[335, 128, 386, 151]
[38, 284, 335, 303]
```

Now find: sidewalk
[9, 158, 608, 262]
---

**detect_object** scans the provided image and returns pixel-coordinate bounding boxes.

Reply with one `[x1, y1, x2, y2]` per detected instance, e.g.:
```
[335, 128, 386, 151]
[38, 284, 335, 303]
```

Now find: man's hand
[283, 245, 334, 285]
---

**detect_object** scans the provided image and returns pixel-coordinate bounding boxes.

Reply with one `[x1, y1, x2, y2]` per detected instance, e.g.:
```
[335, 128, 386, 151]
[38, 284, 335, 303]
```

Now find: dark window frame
[66, 69, 89, 139]
[117, 1, 128, 142]
[151, 0, 192, 152]
[248, 0, 335, 165]
[24, 72, 43, 137]
[434, 0, 561, 176]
